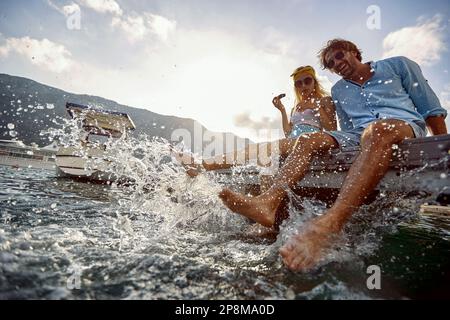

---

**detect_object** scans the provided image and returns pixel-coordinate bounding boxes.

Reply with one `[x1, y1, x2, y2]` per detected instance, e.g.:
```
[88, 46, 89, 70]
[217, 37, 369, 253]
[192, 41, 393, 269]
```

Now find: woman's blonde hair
[290, 65, 328, 108]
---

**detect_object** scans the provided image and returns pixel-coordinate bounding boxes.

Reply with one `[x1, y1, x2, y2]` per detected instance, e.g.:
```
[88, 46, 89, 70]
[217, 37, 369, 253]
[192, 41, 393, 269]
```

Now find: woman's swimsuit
[288, 108, 321, 138]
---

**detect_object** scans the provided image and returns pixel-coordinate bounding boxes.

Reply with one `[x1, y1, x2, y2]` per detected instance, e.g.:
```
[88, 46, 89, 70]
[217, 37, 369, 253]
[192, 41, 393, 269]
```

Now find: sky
[0, 0, 449, 142]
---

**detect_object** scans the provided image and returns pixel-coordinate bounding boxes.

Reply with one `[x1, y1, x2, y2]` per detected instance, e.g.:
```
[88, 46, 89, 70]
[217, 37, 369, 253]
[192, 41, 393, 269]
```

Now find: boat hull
[56, 146, 122, 183]
[0, 155, 56, 170]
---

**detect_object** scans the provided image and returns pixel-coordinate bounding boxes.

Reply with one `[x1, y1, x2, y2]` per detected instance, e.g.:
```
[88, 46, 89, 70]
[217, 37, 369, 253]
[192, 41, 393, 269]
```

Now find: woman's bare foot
[279, 214, 342, 271]
[218, 188, 283, 227]
[184, 163, 203, 178]
[170, 146, 203, 177]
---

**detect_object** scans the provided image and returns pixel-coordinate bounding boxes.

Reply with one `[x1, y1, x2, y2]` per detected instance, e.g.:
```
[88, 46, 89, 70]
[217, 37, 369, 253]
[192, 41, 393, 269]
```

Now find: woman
[274, 65, 336, 139]
[176, 65, 337, 176]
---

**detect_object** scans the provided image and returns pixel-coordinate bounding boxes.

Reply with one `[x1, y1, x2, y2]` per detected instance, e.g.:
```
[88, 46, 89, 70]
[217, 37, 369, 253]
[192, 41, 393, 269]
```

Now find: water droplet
[440, 173, 447, 179]
[46, 103, 55, 109]
[51, 203, 57, 209]
[7, 123, 15, 130]
[286, 288, 296, 300]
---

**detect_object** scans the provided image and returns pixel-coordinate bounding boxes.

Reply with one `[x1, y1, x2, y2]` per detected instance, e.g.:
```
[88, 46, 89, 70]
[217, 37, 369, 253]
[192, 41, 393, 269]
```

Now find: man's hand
[426, 115, 447, 136]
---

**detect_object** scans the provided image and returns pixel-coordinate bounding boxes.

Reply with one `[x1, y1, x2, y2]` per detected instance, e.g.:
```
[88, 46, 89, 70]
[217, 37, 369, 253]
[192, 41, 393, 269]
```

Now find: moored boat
[55, 102, 138, 183]
[0, 139, 57, 170]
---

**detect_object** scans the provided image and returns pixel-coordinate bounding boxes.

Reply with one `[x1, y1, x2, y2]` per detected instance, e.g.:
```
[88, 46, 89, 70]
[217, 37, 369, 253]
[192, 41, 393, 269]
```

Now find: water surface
[0, 162, 449, 300]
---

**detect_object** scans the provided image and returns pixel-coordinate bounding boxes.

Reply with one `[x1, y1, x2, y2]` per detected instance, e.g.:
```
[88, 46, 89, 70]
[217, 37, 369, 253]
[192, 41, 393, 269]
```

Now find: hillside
[0, 74, 250, 154]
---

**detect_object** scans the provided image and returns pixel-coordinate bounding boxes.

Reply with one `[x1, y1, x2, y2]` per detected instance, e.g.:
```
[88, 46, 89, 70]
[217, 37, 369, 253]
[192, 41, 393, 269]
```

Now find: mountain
[0, 74, 250, 154]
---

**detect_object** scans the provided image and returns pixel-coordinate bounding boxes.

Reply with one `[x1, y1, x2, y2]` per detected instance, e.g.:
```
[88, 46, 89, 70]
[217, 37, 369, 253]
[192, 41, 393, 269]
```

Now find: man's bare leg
[280, 120, 415, 271]
[174, 138, 297, 176]
[219, 132, 338, 227]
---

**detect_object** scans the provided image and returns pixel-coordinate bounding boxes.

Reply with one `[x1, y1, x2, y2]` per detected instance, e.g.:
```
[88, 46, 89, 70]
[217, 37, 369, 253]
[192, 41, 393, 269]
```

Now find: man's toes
[281, 252, 289, 265]
[218, 188, 231, 200]
[283, 240, 297, 251]
[279, 246, 290, 258]
[218, 188, 228, 198]
[299, 253, 320, 272]
[281, 249, 300, 267]
[289, 256, 306, 270]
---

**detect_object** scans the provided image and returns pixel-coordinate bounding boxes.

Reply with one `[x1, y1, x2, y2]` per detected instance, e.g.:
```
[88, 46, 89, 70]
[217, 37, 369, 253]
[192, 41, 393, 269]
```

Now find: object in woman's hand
[277, 94, 286, 99]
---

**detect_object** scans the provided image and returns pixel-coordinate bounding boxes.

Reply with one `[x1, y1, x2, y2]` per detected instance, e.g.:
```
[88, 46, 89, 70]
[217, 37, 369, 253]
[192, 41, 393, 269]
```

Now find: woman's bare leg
[175, 138, 297, 176]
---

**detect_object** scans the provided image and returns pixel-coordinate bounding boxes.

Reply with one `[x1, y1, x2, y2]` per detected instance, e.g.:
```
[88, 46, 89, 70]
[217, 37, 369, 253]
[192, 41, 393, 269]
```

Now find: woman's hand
[272, 94, 286, 112]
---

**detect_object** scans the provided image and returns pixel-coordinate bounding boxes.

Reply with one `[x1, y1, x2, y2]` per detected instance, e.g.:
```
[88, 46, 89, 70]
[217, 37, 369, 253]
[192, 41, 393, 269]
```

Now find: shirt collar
[341, 61, 376, 86]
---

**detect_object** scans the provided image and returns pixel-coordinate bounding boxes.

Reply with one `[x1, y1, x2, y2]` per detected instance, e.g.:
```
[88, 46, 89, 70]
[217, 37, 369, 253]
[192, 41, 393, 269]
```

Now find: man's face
[324, 49, 360, 79]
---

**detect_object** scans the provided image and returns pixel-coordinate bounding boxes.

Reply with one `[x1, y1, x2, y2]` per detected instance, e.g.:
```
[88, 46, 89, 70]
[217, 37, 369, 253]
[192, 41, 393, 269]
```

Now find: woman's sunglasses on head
[295, 77, 313, 88]
[325, 51, 345, 69]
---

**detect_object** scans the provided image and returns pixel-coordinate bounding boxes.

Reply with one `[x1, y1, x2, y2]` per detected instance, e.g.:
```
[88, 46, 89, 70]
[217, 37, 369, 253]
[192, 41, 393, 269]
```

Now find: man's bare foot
[279, 214, 342, 271]
[218, 188, 282, 227]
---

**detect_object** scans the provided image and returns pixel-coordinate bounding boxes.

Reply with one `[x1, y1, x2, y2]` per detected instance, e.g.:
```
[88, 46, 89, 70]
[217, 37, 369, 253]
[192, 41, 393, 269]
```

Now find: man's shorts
[325, 120, 427, 148]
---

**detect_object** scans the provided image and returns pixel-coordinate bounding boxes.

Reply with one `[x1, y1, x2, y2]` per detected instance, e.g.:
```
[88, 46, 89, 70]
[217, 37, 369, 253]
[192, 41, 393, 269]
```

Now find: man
[219, 39, 448, 271]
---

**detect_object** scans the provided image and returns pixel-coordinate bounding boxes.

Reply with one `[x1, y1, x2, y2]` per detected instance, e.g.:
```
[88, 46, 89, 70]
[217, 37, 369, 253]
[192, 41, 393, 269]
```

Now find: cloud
[111, 13, 176, 43]
[440, 84, 450, 109]
[77, 0, 122, 16]
[147, 14, 177, 42]
[43, 27, 301, 141]
[47, 0, 175, 44]
[316, 74, 333, 94]
[382, 15, 447, 66]
[260, 26, 293, 56]
[233, 112, 281, 131]
[439, 84, 450, 129]
[0, 37, 74, 73]
[46, 0, 63, 14]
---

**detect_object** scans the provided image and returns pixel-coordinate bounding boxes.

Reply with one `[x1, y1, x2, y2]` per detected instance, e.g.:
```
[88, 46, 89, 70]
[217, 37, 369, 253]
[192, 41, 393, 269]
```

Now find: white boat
[55, 103, 137, 183]
[0, 139, 57, 170]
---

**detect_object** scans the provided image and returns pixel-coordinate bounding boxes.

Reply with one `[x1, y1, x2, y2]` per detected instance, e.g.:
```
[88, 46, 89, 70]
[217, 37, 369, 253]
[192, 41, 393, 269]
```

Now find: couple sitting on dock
[176, 39, 448, 272]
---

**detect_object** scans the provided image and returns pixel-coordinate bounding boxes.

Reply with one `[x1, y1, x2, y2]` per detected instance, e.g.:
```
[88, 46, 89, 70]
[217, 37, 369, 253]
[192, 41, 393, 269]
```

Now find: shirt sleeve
[331, 87, 354, 132]
[396, 56, 447, 119]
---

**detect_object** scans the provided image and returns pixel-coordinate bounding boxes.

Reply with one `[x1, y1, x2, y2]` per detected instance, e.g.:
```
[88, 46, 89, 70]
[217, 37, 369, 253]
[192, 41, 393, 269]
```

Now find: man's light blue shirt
[331, 56, 447, 133]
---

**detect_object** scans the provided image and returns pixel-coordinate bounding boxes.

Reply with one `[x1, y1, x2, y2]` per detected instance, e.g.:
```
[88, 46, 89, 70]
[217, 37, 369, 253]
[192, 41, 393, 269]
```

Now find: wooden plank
[420, 205, 450, 216]
[310, 134, 450, 171]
